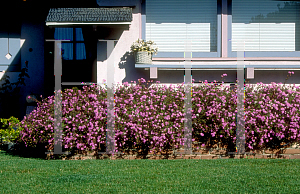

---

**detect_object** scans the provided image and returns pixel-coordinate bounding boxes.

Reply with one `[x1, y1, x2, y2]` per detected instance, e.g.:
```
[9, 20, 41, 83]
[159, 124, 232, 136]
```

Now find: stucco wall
[0, 6, 45, 120]
[144, 70, 300, 91]
[191, 70, 300, 85]
[17, 13, 45, 120]
[97, 2, 150, 88]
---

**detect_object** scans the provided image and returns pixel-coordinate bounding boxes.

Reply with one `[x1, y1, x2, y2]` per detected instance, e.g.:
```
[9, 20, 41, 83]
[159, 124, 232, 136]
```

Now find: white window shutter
[146, 0, 218, 52]
[232, 0, 298, 51]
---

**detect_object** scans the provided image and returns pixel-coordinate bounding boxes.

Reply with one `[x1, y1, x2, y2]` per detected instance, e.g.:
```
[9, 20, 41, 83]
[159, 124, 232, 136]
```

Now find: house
[0, 0, 299, 121]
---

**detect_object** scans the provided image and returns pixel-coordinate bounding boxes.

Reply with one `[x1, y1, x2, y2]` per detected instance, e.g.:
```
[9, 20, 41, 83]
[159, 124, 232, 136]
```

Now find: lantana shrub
[15, 73, 300, 158]
[0, 116, 23, 143]
[16, 85, 108, 155]
[243, 82, 300, 151]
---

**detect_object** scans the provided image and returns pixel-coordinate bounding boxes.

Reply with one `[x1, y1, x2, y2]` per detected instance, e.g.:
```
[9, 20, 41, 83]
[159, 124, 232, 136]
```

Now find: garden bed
[2, 136, 299, 160]
[43, 141, 300, 160]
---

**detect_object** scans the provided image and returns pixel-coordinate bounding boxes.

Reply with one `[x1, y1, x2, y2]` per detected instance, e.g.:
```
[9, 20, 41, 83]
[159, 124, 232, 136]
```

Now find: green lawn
[0, 150, 300, 194]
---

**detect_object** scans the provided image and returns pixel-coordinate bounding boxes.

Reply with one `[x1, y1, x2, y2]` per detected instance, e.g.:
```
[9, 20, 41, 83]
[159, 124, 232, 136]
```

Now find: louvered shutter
[232, 0, 299, 51]
[146, 0, 217, 52]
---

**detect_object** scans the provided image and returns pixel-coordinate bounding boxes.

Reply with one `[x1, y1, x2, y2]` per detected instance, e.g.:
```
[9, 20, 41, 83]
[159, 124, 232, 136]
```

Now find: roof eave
[46, 22, 131, 26]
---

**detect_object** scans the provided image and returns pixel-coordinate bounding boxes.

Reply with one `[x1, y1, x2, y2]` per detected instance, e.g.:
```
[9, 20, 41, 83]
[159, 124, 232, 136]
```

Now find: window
[54, 28, 86, 60]
[145, 0, 220, 58]
[229, 0, 300, 56]
[0, 21, 21, 71]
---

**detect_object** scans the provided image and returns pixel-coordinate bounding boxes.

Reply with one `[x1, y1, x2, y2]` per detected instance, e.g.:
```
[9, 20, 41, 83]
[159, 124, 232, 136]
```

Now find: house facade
[0, 0, 299, 120]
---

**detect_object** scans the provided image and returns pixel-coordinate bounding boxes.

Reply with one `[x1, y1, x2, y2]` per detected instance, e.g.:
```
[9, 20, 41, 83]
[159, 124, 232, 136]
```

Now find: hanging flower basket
[135, 51, 152, 64]
[131, 39, 158, 64]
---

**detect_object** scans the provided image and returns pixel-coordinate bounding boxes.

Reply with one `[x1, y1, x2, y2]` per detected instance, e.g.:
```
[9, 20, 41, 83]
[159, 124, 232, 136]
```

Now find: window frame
[227, 0, 300, 58]
[142, 0, 222, 58]
[58, 27, 86, 61]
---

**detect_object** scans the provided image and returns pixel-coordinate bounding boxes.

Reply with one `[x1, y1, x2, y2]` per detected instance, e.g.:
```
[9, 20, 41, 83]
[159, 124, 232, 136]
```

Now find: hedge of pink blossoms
[17, 85, 108, 154]
[190, 73, 300, 152]
[243, 81, 300, 151]
[15, 74, 300, 157]
[112, 76, 300, 153]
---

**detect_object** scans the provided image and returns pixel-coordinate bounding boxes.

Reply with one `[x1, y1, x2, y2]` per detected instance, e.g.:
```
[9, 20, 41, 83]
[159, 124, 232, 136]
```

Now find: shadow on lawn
[0, 141, 109, 160]
[0, 142, 57, 160]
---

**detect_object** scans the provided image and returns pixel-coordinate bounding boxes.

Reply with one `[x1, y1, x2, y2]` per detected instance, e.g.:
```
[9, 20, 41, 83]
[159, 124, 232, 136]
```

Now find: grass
[0, 150, 300, 193]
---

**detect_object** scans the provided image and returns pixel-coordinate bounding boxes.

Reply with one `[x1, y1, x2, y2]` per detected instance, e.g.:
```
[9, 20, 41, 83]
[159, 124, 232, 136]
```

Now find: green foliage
[0, 116, 23, 143]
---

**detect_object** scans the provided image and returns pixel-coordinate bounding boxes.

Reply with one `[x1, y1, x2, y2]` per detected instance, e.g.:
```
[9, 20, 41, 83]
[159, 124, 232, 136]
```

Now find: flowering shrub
[15, 84, 108, 155]
[114, 79, 187, 156]
[243, 81, 300, 151]
[14, 72, 300, 158]
[0, 116, 23, 143]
